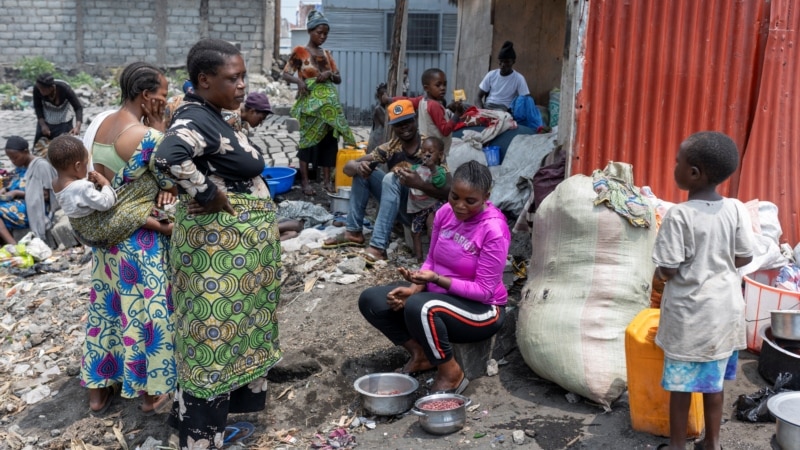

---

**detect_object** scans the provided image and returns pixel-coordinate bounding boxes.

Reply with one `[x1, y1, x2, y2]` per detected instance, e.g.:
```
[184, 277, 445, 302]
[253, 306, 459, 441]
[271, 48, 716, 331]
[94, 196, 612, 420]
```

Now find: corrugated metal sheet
[737, 0, 800, 244]
[325, 9, 386, 51]
[572, 1, 769, 204]
[330, 50, 454, 124]
[316, 4, 457, 124]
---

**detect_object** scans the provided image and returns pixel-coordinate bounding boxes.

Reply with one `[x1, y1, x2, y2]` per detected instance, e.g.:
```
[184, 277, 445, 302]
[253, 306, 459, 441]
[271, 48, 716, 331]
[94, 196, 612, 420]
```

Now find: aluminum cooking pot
[767, 391, 800, 450]
[354, 373, 418, 416]
[411, 393, 471, 435]
[771, 310, 800, 341]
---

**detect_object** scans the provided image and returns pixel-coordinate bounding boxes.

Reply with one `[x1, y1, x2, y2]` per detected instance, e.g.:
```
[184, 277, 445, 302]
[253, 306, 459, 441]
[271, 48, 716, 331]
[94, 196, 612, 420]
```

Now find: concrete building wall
[0, 0, 270, 72]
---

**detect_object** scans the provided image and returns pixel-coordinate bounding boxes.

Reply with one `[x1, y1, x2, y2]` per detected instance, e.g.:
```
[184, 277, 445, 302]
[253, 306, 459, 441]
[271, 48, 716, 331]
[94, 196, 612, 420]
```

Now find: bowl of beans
[354, 373, 419, 416]
[411, 393, 472, 435]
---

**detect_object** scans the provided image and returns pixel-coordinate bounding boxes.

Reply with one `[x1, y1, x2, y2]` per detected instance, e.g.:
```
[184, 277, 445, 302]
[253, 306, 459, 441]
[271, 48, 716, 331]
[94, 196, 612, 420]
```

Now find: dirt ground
[0, 181, 783, 450]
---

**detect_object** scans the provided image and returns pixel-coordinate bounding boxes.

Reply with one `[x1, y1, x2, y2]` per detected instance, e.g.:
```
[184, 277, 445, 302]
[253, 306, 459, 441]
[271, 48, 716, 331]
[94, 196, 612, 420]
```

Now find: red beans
[419, 399, 464, 411]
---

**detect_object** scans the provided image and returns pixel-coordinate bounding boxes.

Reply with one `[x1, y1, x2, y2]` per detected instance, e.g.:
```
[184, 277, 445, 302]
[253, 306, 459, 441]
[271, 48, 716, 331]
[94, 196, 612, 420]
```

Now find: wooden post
[262, 0, 276, 75]
[274, 0, 282, 61]
[396, 4, 408, 96]
[387, 0, 408, 97]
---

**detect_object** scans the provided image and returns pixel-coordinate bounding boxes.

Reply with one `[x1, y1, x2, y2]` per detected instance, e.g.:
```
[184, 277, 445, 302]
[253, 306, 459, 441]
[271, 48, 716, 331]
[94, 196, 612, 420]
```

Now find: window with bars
[386, 13, 441, 52]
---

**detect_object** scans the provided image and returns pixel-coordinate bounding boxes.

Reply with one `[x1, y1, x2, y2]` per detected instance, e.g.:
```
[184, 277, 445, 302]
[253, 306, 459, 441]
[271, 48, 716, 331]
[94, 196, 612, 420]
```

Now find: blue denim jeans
[346, 168, 410, 250]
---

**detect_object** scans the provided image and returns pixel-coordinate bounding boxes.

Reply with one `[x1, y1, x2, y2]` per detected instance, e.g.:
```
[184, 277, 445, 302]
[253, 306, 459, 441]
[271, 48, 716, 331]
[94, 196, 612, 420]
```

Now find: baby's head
[48, 135, 89, 177]
[421, 137, 444, 168]
[677, 131, 739, 188]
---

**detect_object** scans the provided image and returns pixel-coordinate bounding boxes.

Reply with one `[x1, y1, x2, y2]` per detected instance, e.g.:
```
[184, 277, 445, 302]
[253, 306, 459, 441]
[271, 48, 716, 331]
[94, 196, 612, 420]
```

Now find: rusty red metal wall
[737, 0, 800, 244]
[571, 0, 791, 231]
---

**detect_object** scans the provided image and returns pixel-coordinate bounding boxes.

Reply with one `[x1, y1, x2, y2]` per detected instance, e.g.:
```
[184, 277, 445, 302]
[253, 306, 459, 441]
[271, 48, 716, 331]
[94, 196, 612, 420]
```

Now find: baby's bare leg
[142, 217, 173, 236]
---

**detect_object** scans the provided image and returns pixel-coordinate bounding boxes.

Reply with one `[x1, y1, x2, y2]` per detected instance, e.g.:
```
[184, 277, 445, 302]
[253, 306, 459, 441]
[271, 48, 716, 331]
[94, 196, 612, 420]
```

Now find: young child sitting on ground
[407, 136, 447, 262]
[652, 131, 753, 450]
[48, 135, 172, 236]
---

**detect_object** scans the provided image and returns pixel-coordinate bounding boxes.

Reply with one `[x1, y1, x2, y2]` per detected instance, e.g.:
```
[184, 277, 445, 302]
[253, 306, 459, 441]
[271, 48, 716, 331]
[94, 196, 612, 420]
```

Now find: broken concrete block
[452, 337, 494, 380]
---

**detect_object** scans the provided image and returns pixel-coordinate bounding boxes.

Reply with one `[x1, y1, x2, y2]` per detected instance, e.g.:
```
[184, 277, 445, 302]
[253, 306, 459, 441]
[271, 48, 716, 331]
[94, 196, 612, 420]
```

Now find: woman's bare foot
[140, 393, 171, 414]
[302, 183, 315, 196]
[398, 339, 435, 374]
[430, 358, 467, 393]
[88, 385, 117, 413]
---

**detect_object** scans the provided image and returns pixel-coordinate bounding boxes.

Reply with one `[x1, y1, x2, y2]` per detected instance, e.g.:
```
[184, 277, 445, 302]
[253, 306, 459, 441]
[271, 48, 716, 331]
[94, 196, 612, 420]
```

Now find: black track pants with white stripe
[358, 284, 505, 364]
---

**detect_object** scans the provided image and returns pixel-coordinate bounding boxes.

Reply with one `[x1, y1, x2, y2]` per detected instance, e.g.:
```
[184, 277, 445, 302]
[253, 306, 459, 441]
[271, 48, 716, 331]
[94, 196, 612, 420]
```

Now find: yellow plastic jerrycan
[335, 143, 367, 190]
[625, 308, 704, 437]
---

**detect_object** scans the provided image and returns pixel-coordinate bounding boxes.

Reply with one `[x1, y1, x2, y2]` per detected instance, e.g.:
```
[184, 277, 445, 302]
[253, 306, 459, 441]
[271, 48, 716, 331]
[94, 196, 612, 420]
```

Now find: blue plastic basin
[261, 167, 297, 195]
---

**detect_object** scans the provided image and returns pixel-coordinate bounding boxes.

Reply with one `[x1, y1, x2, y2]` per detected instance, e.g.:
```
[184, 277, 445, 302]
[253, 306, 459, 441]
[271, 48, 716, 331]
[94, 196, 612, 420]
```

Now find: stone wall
[0, 0, 270, 72]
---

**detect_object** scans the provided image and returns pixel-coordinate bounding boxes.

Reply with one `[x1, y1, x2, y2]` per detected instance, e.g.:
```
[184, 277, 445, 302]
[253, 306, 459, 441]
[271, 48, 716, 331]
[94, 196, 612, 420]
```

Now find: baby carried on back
[50, 119, 173, 248]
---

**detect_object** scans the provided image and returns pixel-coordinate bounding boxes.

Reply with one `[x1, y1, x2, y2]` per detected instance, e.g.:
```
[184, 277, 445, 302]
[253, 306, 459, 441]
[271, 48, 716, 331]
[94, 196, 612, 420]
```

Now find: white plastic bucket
[744, 270, 800, 353]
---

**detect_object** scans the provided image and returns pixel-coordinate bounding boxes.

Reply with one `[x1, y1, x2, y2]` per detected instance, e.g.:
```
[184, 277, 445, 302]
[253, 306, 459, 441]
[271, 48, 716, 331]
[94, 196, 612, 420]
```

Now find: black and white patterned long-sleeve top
[154, 93, 269, 204]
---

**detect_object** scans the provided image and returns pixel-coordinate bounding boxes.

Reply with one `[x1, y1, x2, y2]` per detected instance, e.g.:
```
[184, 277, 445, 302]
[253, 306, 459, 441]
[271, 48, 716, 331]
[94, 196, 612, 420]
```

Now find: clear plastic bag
[18, 232, 52, 262]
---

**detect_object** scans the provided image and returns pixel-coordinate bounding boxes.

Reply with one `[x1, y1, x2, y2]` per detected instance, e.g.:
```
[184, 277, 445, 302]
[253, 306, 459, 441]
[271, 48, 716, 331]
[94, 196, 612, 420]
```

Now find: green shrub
[15, 57, 56, 83]
[0, 83, 18, 97]
[66, 72, 96, 88]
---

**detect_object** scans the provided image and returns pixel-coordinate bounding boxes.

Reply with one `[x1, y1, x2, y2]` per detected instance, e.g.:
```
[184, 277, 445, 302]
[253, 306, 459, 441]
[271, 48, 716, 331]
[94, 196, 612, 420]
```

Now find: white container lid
[768, 391, 800, 426]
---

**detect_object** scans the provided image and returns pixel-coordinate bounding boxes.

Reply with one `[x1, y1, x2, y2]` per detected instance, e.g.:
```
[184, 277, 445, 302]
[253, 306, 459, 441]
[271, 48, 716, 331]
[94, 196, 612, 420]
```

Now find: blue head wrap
[307, 10, 329, 31]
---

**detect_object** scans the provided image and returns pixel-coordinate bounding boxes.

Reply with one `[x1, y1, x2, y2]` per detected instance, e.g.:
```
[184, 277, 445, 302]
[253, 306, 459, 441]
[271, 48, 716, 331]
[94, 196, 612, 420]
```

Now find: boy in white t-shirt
[652, 131, 753, 450]
[477, 41, 530, 111]
[48, 135, 171, 235]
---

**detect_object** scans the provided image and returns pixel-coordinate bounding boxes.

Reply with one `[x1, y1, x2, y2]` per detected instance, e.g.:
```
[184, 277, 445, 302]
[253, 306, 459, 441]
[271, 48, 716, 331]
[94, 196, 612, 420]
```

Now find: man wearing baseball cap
[322, 99, 451, 262]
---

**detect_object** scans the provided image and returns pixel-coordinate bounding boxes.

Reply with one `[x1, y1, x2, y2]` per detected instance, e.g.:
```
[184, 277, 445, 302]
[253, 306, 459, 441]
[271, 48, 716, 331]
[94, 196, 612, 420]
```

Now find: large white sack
[516, 173, 656, 409]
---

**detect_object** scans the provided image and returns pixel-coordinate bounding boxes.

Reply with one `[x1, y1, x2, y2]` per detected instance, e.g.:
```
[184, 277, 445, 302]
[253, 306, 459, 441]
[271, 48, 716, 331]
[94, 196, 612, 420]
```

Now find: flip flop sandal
[224, 421, 255, 445]
[322, 235, 365, 249]
[89, 384, 119, 416]
[432, 376, 470, 396]
[362, 248, 387, 263]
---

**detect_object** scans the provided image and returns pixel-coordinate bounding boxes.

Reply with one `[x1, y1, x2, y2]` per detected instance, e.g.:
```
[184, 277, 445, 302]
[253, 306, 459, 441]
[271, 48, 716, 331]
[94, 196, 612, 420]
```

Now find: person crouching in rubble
[358, 160, 509, 394]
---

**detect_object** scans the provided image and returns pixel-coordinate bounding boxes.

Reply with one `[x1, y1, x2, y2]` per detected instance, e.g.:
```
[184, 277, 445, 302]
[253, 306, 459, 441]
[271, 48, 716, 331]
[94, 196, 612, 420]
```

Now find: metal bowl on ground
[767, 391, 800, 450]
[327, 187, 351, 214]
[411, 393, 472, 435]
[772, 310, 800, 341]
[354, 373, 418, 416]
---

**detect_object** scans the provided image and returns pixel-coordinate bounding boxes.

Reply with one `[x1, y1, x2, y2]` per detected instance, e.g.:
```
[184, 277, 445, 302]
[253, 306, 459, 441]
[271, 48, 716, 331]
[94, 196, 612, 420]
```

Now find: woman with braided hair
[80, 61, 176, 416]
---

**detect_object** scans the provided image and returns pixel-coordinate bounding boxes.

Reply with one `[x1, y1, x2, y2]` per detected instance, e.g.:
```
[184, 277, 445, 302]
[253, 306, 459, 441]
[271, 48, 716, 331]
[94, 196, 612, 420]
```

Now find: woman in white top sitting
[477, 41, 530, 112]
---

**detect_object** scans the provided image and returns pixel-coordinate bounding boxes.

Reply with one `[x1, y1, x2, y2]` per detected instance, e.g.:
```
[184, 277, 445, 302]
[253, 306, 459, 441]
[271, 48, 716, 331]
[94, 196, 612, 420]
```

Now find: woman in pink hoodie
[359, 160, 510, 394]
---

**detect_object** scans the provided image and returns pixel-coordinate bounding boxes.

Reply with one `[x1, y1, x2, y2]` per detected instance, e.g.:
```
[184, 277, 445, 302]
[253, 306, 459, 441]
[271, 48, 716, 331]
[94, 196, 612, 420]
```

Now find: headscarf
[4, 136, 29, 152]
[498, 41, 516, 60]
[307, 10, 329, 31]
